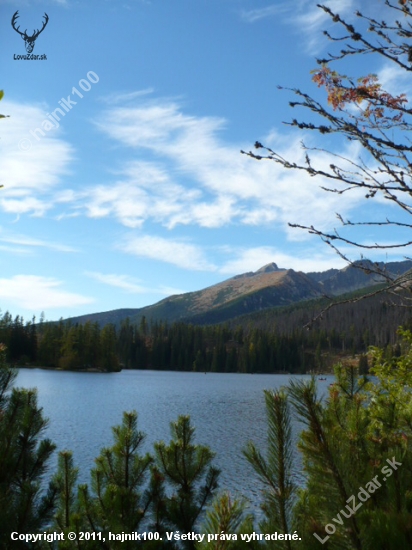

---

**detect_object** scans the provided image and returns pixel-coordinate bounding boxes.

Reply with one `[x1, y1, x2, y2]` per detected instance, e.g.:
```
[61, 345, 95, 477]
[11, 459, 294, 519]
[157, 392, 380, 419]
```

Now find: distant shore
[16, 364, 117, 373]
[15, 364, 339, 376]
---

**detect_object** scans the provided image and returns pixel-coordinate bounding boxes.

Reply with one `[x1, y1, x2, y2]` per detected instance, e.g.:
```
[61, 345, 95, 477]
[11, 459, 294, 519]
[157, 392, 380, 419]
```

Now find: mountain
[307, 260, 412, 295]
[64, 260, 412, 328]
[181, 269, 322, 325]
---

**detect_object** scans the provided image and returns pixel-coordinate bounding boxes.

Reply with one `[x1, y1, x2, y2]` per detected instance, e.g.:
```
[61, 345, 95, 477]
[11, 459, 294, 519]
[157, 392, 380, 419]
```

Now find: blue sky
[1, 0, 410, 322]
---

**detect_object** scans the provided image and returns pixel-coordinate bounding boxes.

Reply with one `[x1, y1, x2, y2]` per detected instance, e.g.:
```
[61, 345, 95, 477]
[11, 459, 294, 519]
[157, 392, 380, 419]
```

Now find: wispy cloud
[0, 231, 78, 253]
[119, 234, 217, 271]
[0, 275, 93, 311]
[157, 284, 186, 296]
[289, 0, 356, 53]
[1, 92, 364, 240]
[86, 271, 186, 296]
[0, 244, 31, 255]
[219, 246, 346, 275]
[83, 98, 361, 236]
[76, 161, 202, 229]
[86, 272, 147, 294]
[292, 0, 354, 29]
[0, 101, 73, 217]
[378, 64, 412, 98]
[98, 88, 154, 105]
[119, 236, 345, 276]
[241, 0, 356, 53]
[241, 5, 284, 23]
[1, 92, 371, 273]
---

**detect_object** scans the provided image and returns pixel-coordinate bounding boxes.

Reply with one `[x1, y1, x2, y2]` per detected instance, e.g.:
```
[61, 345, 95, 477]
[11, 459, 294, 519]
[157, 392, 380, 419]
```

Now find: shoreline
[15, 364, 337, 376]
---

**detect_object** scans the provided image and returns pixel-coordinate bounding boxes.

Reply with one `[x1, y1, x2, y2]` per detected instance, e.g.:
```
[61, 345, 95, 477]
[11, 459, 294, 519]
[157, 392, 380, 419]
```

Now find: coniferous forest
[2, 289, 411, 375]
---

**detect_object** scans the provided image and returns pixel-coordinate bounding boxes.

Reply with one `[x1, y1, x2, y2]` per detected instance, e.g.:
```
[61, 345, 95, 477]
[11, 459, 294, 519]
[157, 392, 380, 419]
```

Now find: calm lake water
[16, 369, 331, 509]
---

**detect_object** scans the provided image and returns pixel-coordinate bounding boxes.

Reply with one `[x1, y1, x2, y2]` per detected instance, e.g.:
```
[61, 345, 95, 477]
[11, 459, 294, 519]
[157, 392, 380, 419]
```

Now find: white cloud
[1, 197, 52, 217]
[219, 246, 282, 274]
[85, 272, 187, 296]
[293, 0, 354, 29]
[86, 272, 148, 294]
[0, 232, 77, 253]
[241, 5, 284, 23]
[77, 161, 200, 229]
[120, 235, 217, 271]
[378, 64, 412, 99]
[0, 93, 379, 254]
[119, 236, 346, 277]
[241, 0, 356, 53]
[219, 246, 346, 275]
[0, 101, 73, 216]
[0, 275, 93, 310]
[87, 99, 362, 236]
[98, 89, 154, 104]
[289, 0, 356, 53]
[157, 284, 186, 296]
[0, 244, 31, 255]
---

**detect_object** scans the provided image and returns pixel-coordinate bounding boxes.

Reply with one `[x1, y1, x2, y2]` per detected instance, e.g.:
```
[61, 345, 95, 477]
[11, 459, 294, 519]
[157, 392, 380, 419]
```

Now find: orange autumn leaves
[312, 65, 408, 126]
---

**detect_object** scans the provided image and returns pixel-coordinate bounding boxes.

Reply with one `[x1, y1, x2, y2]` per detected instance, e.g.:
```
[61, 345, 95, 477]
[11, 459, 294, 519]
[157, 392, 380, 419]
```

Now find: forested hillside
[2, 287, 411, 374]
[227, 289, 412, 343]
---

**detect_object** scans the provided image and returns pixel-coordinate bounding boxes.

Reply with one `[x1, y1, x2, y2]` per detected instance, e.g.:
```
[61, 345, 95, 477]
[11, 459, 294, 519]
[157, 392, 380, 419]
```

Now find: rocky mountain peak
[255, 262, 285, 274]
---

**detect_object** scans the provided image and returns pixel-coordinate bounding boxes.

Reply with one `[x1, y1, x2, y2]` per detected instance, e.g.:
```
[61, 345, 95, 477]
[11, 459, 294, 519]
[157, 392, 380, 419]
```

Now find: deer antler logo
[11, 11, 49, 54]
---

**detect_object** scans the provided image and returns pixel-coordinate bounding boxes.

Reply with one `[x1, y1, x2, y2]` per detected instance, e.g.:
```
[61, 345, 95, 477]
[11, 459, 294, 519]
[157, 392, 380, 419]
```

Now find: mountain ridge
[63, 260, 412, 327]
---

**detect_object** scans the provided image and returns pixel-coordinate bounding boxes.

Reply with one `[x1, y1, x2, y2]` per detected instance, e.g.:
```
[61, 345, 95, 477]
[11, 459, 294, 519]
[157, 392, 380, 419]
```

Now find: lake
[15, 369, 330, 510]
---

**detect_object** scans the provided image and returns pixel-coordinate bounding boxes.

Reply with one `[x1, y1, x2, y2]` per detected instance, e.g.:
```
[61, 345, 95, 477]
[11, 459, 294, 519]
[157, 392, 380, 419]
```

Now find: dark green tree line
[2, 307, 409, 374]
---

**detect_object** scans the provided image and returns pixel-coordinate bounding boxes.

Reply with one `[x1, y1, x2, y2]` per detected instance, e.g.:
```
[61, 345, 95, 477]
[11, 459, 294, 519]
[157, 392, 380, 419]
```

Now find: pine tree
[244, 390, 297, 549]
[46, 451, 87, 549]
[195, 493, 257, 550]
[0, 344, 57, 549]
[151, 416, 220, 549]
[78, 411, 152, 549]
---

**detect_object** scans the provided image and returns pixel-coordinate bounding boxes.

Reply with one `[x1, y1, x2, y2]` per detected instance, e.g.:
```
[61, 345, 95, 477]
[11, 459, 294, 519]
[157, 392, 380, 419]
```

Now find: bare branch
[288, 222, 412, 250]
